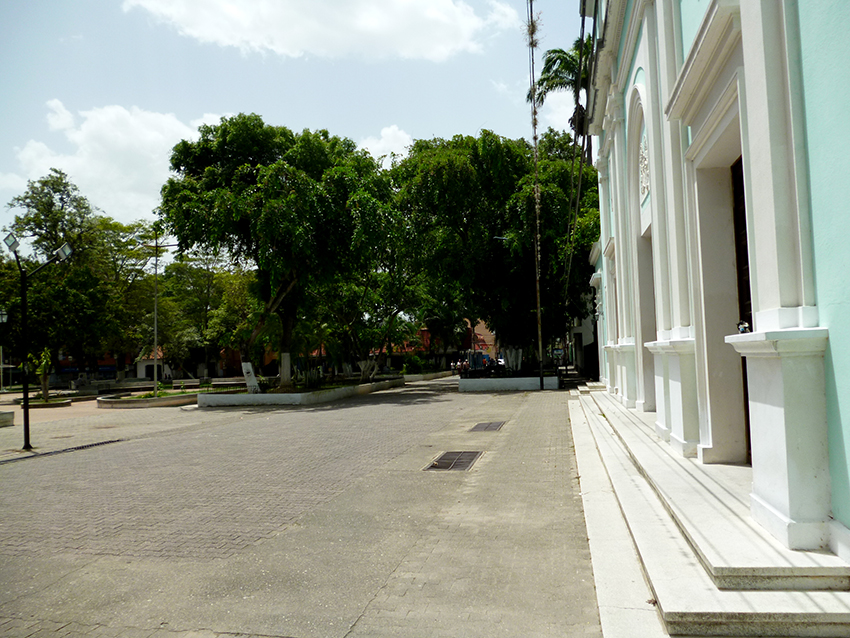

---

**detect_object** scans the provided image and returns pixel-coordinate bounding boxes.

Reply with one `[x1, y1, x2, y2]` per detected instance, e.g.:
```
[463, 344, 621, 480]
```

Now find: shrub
[403, 355, 424, 375]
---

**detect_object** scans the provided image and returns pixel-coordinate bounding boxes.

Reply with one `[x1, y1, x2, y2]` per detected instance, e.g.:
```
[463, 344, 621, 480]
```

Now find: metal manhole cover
[425, 451, 482, 471]
[470, 421, 505, 432]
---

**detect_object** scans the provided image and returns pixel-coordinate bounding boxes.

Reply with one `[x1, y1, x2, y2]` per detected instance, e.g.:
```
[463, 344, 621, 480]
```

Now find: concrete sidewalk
[0, 380, 603, 637]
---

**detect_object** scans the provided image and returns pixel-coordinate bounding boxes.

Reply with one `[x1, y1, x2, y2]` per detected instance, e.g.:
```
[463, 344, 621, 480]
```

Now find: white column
[739, 0, 816, 330]
[725, 0, 830, 550]
[643, 1, 672, 339]
[726, 329, 829, 549]
[655, 0, 692, 339]
[644, 342, 671, 441]
[667, 339, 699, 457]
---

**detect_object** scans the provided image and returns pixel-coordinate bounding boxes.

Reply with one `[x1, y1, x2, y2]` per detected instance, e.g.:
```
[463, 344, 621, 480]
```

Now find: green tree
[5, 168, 96, 259]
[393, 131, 535, 351]
[159, 250, 226, 376]
[4, 170, 161, 382]
[530, 36, 594, 159]
[392, 128, 598, 369]
[158, 114, 379, 385]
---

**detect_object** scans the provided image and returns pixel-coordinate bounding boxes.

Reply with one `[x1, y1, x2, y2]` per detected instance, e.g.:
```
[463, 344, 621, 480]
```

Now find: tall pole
[153, 238, 159, 397]
[4, 235, 71, 451]
[18, 262, 30, 450]
[527, 0, 544, 390]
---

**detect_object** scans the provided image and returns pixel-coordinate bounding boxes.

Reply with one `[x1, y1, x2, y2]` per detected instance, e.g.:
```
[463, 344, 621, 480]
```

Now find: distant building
[587, 0, 850, 555]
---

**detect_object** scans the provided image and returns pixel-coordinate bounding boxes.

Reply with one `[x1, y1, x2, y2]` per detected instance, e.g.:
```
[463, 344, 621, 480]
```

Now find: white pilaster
[726, 329, 830, 550]
[645, 341, 671, 441]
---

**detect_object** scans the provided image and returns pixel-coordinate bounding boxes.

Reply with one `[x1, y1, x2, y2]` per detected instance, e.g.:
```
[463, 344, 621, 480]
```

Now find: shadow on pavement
[196, 378, 461, 416]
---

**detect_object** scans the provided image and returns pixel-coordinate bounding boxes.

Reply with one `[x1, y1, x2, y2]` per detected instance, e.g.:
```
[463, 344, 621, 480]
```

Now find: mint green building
[583, 0, 850, 632]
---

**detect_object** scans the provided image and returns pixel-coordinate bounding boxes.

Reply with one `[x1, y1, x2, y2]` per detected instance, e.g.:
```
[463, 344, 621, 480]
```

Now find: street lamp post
[0, 307, 6, 392]
[4, 233, 72, 451]
[144, 236, 178, 397]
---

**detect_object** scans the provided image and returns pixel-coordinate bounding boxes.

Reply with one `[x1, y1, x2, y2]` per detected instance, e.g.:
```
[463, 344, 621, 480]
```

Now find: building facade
[587, 0, 850, 555]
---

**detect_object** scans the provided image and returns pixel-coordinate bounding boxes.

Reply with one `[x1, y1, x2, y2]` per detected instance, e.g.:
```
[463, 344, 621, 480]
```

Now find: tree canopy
[1, 115, 599, 384]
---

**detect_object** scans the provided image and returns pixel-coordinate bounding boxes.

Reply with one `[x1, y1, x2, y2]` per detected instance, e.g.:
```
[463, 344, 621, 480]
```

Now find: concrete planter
[198, 378, 405, 407]
[0, 412, 13, 427]
[26, 399, 73, 409]
[97, 393, 199, 409]
[458, 376, 559, 392]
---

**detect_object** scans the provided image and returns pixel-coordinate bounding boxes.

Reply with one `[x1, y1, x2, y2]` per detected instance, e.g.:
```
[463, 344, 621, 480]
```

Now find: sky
[0, 0, 584, 232]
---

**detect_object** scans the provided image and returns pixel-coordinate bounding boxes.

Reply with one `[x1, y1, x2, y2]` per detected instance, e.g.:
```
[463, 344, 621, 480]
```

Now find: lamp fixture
[3, 233, 19, 253]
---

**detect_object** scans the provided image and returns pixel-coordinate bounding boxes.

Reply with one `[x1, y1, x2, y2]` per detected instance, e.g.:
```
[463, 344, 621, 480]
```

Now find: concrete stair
[571, 389, 850, 637]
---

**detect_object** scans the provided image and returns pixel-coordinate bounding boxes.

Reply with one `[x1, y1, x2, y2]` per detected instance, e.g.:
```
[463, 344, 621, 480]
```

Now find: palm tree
[528, 36, 593, 160]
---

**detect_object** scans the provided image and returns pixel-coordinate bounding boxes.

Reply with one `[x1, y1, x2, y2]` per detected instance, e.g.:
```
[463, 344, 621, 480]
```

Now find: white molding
[590, 272, 603, 288]
[644, 340, 675, 355]
[751, 492, 828, 551]
[589, 241, 602, 264]
[754, 306, 819, 332]
[666, 0, 741, 124]
[829, 519, 850, 565]
[603, 236, 616, 259]
[725, 327, 828, 357]
[615, 0, 653, 93]
[683, 71, 740, 165]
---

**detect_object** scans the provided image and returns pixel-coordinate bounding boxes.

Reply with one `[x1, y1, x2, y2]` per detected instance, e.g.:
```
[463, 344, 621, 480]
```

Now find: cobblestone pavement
[0, 379, 602, 637]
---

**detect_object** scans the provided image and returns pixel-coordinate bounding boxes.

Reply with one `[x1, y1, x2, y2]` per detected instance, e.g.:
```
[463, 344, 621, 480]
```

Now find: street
[0, 378, 602, 637]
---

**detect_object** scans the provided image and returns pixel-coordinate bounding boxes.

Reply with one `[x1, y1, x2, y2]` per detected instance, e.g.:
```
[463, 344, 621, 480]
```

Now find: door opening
[731, 156, 752, 464]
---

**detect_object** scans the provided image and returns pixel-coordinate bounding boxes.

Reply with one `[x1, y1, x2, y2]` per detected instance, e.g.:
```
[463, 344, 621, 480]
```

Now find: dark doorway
[145, 364, 163, 381]
[731, 156, 752, 463]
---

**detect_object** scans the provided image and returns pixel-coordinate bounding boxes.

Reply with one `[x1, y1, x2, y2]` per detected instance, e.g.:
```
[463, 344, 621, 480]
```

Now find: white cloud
[485, 0, 521, 30]
[46, 99, 75, 131]
[358, 125, 413, 169]
[3, 100, 221, 225]
[491, 79, 510, 95]
[123, 0, 521, 62]
[0, 172, 26, 192]
[539, 91, 574, 133]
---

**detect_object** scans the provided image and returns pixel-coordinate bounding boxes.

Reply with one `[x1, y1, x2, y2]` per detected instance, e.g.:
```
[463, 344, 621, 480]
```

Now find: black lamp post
[4, 233, 72, 451]
[0, 307, 6, 392]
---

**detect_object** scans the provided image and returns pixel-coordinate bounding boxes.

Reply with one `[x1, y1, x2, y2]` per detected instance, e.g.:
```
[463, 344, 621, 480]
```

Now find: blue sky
[1, 0, 583, 229]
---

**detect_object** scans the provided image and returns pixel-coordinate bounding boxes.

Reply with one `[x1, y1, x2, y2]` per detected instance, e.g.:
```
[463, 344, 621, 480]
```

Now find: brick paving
[0, 380, 602, 637]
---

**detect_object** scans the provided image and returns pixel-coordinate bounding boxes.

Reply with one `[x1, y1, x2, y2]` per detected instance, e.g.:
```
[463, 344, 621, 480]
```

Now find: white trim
[666, 0, 742, 123]
[589, 240, 602, 264]
[725, 327, 828, 357]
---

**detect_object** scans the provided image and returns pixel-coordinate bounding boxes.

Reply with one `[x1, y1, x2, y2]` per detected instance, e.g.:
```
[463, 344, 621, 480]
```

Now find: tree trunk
[280, 352, 291, 386]
[275, 290, 299, 388]
[41, 373, 50, 403]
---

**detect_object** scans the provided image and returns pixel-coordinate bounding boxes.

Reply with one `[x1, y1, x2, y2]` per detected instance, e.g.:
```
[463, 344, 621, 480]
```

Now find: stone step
[578, 394, 850, 636]
[589, 391, 850, 592]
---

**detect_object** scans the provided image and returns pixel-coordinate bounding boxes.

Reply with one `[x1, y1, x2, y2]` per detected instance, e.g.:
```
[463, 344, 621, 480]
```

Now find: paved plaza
[0, 379, 603, 637]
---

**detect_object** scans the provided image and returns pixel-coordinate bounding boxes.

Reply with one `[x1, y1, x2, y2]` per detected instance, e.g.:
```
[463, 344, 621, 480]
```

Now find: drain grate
[470, 421, 505, 432]
[425, 451, 482, 471]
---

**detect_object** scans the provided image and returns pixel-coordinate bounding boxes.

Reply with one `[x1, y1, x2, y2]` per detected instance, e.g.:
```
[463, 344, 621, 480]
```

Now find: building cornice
[665, 0, 741, 123]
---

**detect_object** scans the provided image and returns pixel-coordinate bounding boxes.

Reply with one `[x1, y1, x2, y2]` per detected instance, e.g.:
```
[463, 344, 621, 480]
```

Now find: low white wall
[198, 378, 404, 407]
[403, 371, 454, 382]
[458, 377, 559, 392]
[98, 394, 198, 409]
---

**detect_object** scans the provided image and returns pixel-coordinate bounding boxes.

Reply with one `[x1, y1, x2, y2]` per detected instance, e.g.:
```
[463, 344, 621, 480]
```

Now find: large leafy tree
[157, 250, 227, 376]
[5, 168, 96, 259]
[392, 128, 598, 366]
[392, 131, 531, 342]
[158, 113, 384, 384]
[3, 170, 156, 377]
